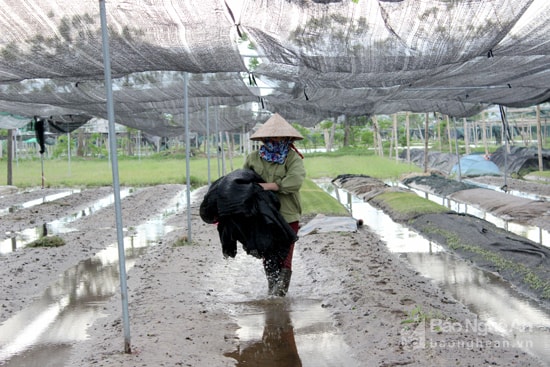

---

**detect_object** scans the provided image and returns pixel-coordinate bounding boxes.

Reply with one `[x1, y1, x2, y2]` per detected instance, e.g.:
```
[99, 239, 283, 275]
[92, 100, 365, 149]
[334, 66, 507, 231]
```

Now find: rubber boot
[266, 269, 280, 296]
[273, 268, 292, 297]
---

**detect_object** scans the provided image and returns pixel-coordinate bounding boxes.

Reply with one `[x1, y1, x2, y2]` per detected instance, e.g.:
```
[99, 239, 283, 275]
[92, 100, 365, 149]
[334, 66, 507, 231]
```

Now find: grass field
[0, 152, 421, 217]
[1, 153, 420, 188]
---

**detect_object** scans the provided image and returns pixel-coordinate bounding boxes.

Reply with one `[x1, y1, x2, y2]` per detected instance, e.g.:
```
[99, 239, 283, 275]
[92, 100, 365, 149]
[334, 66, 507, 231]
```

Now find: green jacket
[243, 149, 306, 223]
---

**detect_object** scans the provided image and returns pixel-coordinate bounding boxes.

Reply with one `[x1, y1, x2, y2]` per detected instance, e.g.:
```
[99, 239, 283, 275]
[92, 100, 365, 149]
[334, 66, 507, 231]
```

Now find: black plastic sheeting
[402, 173, 478, 197]
[490, 145, 550, 175]
[401, 149, 459, 175]
[30, 114, 94, 136]
[34, 118, 46, 154]
[403, 146, 550, 176]
[46, 114, 94, 133]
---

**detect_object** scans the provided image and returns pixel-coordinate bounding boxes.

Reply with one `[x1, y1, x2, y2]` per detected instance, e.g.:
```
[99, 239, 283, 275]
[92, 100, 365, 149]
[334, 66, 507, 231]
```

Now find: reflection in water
[225, 301, 302, 367]
[0, 188, 189, 366]
[0, 219, 174, 366]
[406, 252, 550, 361]
[211, 247, 360, 366]
[322, 182, 443, 253]
[0, 190, 79, 217]
[224, 297, 358, 367]
[322, 182, 550, 363]
[0, 188, 133, 254]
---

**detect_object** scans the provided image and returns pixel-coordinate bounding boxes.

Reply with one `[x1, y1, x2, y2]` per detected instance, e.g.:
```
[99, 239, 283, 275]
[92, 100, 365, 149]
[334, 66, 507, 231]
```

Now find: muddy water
[0, 187, 360, 367]
[210, 248, 361, 367]
[328, 184, 550, 363]
[0, 190, 79, 217]
[0, 219, 174, 366]
[0, 189, 182, 366]
[0, 188, 133, 254]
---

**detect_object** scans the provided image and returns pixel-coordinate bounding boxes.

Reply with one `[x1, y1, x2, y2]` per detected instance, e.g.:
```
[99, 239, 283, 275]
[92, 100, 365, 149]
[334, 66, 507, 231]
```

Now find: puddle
[0, 189, 80, 217]
[0, 188, 133, 254]
[211, 246, 361, 366]
[323, 183, 550, 363]
[224, 298, 356, 367]
[0, 191, 186, 366]
[323, 182, 443, 254]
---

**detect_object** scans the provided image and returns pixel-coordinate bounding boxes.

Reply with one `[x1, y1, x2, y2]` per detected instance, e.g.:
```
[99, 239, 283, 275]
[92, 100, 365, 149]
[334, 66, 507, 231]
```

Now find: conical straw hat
[249, 113, 304, 141]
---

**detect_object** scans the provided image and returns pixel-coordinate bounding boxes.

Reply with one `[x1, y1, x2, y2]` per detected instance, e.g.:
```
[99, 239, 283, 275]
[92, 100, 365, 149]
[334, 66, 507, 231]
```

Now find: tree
[320, 120, 335, 152]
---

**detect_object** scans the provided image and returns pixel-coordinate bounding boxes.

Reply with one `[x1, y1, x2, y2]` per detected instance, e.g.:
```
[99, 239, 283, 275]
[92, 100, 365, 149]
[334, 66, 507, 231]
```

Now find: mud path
[0, 184, 544, 366]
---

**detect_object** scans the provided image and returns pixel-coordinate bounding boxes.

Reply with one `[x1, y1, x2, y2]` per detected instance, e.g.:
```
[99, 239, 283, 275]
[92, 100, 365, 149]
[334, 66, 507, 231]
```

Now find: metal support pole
[215, 111, 221, 178]
[206, 97, 211, 186]
[40, 154, 45, 189]
[220, 131, 226, 175]
[536, 105, 543, 172]
[67, 132, 71, 176]
[184, 72, 192, 242]
[499, 105, 510, 191]
[423, 113, 429, 173]
[452, 117, 462, 182]
[7, 129, 13, 185]
[99, 0, 131, 354]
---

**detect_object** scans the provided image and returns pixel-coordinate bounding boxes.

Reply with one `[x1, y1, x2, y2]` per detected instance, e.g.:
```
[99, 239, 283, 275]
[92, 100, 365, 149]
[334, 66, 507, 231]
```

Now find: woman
[244, 113, 306, 297]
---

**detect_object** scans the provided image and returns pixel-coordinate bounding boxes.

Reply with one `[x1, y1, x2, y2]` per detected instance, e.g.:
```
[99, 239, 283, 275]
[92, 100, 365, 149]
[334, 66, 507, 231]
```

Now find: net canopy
[1, 0, 549, 136]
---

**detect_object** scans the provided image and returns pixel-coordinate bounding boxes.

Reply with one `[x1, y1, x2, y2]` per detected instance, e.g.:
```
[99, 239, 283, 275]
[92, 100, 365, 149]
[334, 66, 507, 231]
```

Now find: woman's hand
[259, 182, 279, 191]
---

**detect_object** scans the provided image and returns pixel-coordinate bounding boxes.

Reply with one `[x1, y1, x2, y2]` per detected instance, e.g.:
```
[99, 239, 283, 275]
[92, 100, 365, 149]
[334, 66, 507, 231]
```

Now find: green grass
[1, 153, 420, 218]
[303, 154, 421, 180]
[375, 191, 449, 218]
[1, 157, 233, 188]
[1, 153, 421, 188]
[27, 235, 65, 248]
[301, 178, 349, 217]
[526, 170, 550, 179]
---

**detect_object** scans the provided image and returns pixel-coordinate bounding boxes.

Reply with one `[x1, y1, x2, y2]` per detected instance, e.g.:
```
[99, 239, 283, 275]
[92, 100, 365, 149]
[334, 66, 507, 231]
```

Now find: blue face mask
[259, 138, 291, 164]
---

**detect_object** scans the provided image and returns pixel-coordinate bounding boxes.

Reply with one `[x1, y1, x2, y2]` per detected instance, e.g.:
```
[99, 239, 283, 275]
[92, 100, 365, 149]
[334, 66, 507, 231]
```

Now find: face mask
[258, 138, 291, 164]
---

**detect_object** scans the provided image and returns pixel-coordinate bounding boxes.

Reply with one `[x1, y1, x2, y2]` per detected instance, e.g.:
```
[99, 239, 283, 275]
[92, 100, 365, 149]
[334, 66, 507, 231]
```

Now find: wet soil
[0, 183, 546, 366]
[334, 174, 550, 308]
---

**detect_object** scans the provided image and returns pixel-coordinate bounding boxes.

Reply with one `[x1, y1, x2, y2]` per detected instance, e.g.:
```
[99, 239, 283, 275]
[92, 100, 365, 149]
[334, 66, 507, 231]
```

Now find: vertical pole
[220, 131, 226, 175]
[138, 130, 141, 160]
[437, 113, 442, 150]
[482, 111, 489, 156]
[405, 112, 410, 163]
[453, 117, 462, 181]
[68, 132, 71, 176]
[536, 105, 543, 172]
[463, 118, 470, 155]
[226, 131, 234, 171]
[499, 105, 509, 190]
[423, 113, 429, 173]
[15, 129, 19, 166]
[7, 129, 13, 185]
[99, 0, 131, 353]
[40, 155, 45, 189]
[184, 73, 192, 242]
[241, 124, 246, 158]
[472, 120, 478, 148]
[446, 115, 452, 153]
[215, 110, 221, 178]
[393, 113, 398, 162]
[206, 97, 211, 186]
[371, 115, 378, 154]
